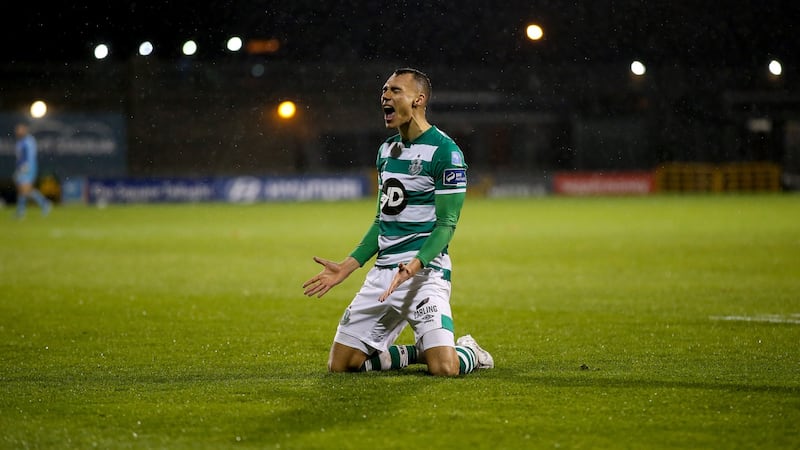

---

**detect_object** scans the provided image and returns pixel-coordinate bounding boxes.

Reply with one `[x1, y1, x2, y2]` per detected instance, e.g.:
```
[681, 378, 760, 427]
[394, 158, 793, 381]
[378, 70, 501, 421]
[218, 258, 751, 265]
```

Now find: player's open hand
[378, 259, 422, 302]
[303, 256, 358, 298]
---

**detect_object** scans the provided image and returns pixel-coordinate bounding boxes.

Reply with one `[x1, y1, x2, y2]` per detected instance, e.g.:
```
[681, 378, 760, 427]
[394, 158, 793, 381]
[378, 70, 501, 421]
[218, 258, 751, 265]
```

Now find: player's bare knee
[426, 358, 460, 377]
[328, 345, 368, 373]
[327, 363, 348, 373]
[328, 359, 359, 373]
[427, 363, 459, 377]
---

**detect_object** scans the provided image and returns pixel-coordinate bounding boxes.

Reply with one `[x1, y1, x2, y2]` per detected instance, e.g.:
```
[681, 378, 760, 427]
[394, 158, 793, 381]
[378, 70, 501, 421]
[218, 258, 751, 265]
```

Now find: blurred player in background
[303, 68, 493, 376]
[13, 122, 52, 218]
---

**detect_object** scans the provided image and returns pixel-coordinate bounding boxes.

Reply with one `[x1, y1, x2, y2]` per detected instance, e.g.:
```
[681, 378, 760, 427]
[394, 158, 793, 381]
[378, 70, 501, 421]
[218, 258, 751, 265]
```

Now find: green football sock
[360, 345, 418, 371]
[456, 345, 476, 374]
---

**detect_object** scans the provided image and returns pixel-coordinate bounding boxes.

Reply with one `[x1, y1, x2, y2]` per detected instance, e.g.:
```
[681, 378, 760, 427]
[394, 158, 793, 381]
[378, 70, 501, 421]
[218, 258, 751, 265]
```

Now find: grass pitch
[1, 195, 798, 449]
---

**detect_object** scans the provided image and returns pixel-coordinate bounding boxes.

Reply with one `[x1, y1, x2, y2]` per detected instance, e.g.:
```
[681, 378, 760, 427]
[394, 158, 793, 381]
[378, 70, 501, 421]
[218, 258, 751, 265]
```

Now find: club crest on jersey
[408, 156, 423, 176]
[443, 168, 467, 186]
[380, 178, 408, 215]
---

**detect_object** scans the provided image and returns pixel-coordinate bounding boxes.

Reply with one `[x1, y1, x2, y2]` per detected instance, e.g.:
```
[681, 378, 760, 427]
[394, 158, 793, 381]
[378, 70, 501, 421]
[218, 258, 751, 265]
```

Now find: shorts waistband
[373, 264, 451, 281]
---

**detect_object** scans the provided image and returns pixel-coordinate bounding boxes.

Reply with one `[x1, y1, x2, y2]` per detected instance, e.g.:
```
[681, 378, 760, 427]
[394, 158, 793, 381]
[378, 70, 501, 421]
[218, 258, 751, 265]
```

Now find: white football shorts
[334, 266, 456, 355]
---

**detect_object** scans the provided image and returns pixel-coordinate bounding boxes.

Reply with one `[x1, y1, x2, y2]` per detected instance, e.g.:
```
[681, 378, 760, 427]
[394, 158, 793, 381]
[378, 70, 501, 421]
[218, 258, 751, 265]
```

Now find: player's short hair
[393, 67, 432, 100]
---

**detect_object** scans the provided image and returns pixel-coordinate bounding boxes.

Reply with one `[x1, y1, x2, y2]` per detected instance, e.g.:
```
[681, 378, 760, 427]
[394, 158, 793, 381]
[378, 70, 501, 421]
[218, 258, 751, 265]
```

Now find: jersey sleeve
[415, 191, 465, 266]
[415, 139, 468, 266]
[349, 217, 380, 266]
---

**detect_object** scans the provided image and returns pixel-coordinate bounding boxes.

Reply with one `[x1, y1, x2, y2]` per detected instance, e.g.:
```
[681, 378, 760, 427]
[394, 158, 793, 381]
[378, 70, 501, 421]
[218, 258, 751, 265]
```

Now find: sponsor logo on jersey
[380, 178, 408, 215]
[443, 168, 467, 186]
[451, 151, 463, 166]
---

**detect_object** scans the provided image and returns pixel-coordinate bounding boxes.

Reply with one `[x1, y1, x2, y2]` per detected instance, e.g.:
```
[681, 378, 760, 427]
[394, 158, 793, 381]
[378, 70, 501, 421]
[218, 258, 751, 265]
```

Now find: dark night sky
[3, 0, 798, 68]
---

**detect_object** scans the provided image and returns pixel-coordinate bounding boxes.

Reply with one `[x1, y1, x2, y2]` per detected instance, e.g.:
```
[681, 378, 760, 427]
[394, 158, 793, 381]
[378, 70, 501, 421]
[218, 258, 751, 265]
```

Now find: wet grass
[1, 195, 799, 449]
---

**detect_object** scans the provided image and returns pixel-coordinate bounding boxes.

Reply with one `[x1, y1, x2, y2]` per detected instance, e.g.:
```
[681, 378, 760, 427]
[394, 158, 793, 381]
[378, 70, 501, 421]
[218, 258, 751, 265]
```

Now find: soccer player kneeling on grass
[302, 68, 493, 376]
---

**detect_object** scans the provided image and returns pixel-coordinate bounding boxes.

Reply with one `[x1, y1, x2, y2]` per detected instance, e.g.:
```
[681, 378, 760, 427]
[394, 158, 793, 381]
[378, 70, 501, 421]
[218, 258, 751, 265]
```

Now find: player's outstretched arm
[302, 256, 361, 298]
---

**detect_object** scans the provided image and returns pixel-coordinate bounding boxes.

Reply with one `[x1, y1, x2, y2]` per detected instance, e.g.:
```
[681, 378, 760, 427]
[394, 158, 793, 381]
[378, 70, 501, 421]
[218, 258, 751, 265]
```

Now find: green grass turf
[1, 195, 798, 449]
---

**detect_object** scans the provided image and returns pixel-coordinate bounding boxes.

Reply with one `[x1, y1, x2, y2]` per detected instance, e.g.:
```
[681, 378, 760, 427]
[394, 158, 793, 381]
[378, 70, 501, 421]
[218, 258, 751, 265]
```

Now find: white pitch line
[709, 314, 800, 325]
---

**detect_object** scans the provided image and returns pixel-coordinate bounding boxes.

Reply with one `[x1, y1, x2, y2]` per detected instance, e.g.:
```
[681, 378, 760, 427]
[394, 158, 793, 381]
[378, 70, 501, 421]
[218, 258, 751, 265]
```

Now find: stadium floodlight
[30, 100, 47, 118]
[277, 101, 297, 119]
[94, 44, 109, 60]
[630, 60, 646, 76]
[768, 59, 782, 76]
[138, 41, 154, 56]
[182, 40, 198, 56]
[526, 24, 544, 41]
[227, 36, 243, 52]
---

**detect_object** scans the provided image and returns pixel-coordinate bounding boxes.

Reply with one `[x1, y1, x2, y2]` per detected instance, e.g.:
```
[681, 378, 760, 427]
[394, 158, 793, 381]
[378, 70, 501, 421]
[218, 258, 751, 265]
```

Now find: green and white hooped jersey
[376, 126, 467, 271]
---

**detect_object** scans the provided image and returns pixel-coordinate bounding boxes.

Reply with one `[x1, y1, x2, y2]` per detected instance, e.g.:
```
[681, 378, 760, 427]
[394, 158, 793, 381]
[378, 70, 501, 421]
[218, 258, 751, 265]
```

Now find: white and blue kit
[14, 133, 38, 185]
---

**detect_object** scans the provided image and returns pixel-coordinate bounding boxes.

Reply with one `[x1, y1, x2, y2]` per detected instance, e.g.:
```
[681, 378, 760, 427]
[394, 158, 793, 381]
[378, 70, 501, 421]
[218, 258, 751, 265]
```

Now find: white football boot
[456, 334, 495, 369]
